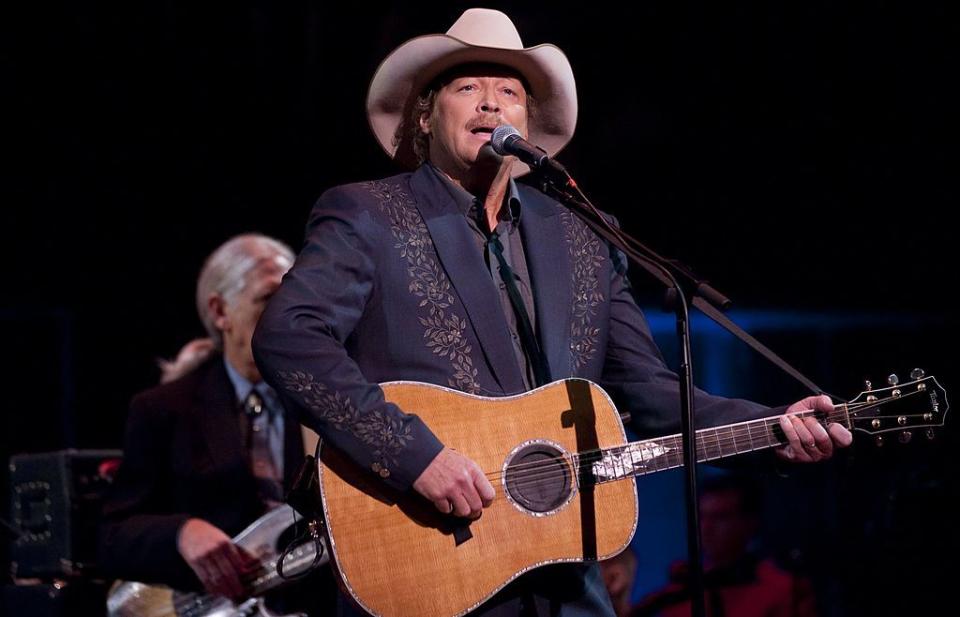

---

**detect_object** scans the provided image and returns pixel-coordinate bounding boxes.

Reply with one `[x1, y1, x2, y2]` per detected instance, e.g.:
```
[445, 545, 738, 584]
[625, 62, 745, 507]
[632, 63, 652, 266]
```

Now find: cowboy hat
[366, 8, 577, 175]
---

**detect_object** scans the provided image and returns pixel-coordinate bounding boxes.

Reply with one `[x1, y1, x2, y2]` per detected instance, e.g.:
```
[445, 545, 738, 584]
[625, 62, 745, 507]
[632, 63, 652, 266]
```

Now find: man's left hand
[776, 395, 853, 463]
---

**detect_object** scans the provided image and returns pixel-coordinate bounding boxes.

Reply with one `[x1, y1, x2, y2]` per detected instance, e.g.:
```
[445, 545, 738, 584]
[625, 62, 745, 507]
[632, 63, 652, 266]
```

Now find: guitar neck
[583, 404, 852, 484]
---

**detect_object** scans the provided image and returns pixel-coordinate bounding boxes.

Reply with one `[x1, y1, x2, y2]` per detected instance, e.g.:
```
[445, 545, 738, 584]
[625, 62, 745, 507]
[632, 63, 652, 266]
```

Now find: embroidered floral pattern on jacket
[561, 212, 605, 371]
[277, 370, 412, 478]
[363, 180, 481, 394]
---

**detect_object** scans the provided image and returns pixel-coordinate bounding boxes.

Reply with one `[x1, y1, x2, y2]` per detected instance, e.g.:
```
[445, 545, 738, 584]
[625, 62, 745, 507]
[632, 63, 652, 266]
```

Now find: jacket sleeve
[252, 185, 443, 492]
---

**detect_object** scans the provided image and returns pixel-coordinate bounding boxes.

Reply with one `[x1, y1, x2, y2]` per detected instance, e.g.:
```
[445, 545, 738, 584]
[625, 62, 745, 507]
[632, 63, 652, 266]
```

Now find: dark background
[3, 2, 957, 615]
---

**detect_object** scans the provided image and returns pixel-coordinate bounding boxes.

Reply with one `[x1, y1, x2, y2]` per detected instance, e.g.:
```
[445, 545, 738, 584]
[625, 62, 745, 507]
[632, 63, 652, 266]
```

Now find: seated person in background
[98, 233, 336, 615]
[633, 473, 817, 617]
[602, 546, 638, 617]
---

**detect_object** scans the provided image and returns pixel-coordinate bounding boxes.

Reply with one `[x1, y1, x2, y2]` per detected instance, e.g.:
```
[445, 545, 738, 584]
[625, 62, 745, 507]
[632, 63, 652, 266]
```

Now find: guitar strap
[286, 446, 323, 521]
[278, 444, 327, 581]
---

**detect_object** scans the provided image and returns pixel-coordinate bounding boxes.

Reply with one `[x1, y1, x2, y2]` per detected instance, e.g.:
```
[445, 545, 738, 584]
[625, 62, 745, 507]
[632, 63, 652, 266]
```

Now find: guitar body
[107, 504, 322, 617]
[320, 379, 638, 617]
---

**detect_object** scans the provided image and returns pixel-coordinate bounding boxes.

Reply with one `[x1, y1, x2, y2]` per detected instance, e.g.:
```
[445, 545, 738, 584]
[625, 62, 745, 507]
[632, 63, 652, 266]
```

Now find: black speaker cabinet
[8, 450, 121, 579]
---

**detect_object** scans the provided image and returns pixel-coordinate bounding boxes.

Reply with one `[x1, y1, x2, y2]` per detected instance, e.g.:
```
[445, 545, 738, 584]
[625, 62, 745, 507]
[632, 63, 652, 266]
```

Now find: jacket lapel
[195, 358, 249, 473]
[518, 185, 574, 380]
[196, 358, 305, 494]
[409, 166, 526, 395]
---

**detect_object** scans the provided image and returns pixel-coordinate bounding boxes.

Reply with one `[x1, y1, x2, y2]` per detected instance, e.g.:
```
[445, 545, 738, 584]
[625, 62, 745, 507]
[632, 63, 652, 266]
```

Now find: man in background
[98, 233, 335, 614]
[633, 474, 818, 617]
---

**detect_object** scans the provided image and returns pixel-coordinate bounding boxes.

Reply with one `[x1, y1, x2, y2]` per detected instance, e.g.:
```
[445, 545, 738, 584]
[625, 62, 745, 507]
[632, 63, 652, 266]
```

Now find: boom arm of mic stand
[538, 180, 830, 396]
[537, 171, 839, 616]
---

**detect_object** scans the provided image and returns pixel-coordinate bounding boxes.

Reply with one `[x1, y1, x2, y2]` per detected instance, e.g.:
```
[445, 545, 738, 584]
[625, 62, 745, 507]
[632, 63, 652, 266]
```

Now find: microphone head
[490, 124, 521, 156]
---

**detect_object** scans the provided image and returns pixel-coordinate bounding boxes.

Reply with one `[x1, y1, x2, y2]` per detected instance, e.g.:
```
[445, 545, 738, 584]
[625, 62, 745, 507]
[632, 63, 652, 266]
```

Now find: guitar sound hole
[504, 444, 573, 514]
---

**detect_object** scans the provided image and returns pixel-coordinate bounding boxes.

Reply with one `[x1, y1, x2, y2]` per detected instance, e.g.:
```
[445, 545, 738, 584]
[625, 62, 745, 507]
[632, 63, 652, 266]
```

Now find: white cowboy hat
[366, 8, 577, 176]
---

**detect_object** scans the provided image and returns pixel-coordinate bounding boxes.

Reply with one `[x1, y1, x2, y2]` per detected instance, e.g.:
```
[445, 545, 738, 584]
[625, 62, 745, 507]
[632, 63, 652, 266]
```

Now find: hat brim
[367, 33, 578, 176]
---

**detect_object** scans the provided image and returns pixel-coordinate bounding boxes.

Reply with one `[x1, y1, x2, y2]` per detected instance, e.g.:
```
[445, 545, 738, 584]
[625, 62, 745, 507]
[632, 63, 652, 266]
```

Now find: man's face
[218, 247, 290, 379]
[699, 490, 757, 566]
[420, 68, 529, 177]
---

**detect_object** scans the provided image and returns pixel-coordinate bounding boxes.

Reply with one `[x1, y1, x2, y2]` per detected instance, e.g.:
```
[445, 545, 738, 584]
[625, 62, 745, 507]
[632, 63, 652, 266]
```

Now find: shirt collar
[223, 357, 278, 411]
[425, 162, 522, 227]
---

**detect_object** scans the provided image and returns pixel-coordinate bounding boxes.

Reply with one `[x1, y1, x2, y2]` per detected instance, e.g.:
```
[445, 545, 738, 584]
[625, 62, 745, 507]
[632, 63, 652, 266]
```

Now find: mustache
[466, 115, 504, 132]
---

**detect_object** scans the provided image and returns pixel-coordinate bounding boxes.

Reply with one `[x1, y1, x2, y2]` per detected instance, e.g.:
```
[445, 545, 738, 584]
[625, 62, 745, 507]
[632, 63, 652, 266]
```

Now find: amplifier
[8, 449, 121, 579]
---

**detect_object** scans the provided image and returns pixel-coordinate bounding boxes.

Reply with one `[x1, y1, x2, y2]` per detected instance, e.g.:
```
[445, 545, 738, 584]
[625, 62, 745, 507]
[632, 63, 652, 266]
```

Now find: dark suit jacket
[252, 165, 772, 615]
[98, 354, 305, 590]
[253, 165, 769, 490]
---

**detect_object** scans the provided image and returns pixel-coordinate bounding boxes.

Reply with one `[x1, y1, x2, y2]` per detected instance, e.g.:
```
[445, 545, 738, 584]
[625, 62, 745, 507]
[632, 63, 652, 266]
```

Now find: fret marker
[591, 442, 672, 480]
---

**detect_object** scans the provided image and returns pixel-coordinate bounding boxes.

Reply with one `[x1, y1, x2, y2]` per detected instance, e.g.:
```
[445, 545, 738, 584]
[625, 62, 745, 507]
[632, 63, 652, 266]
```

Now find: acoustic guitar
[319, 373, 947, 617]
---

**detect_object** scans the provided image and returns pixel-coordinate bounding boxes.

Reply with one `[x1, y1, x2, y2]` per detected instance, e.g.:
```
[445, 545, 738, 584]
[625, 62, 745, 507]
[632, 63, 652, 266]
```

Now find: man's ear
[208, 294, 229, 331]
[418, 111, 432, 136]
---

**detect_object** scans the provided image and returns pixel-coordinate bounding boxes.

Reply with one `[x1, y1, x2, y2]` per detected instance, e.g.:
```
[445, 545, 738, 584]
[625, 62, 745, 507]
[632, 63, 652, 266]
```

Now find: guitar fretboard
[578, 406, 851, 483]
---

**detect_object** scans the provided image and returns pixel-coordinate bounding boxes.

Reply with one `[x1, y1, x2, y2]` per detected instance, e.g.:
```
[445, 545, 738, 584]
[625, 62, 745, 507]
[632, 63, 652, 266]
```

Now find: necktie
[243, 390, 284, 505]
[487, 231, 552, 387]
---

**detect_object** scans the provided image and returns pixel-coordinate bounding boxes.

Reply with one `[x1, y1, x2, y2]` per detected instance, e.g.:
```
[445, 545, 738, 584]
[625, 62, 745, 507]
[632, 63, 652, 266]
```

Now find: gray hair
[195, 233, 295, 348]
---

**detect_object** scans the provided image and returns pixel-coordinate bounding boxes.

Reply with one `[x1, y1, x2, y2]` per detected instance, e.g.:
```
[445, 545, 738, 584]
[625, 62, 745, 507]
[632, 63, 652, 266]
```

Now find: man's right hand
[412, 447, 496, 518]
[177, 518, 259, 601]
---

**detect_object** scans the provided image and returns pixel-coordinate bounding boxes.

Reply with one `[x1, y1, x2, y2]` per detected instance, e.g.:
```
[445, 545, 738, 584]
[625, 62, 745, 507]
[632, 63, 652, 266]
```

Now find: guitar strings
[479, 408, 838, 482]
[481, 404, 912, 491]
[476, 390, 932, 489]
[482, 390, 926, 481]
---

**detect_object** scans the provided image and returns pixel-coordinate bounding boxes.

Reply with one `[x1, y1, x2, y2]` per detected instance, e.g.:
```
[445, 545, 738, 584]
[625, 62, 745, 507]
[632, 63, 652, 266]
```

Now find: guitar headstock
[846, 369, 949, 446]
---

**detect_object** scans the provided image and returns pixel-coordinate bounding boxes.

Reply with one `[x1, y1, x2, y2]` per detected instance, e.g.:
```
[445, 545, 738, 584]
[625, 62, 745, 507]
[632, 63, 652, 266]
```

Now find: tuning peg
[887, 374, 899, 386]
[899, 431, 912, 444]
[864, 379, 873, 390]
[926, 429, 936, 440]
[875, 436, 884, 447]
[910, 368, 925, 380]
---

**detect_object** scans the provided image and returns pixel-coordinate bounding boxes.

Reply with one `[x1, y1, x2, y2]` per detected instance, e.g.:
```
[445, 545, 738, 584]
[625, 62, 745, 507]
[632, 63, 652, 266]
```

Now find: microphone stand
[538, 174, 709, 617]
[529, 161, 829, 617]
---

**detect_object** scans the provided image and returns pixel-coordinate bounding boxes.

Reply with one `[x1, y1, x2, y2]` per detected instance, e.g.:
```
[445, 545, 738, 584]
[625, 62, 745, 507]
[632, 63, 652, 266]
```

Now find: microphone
[490, 125, 572, 185]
